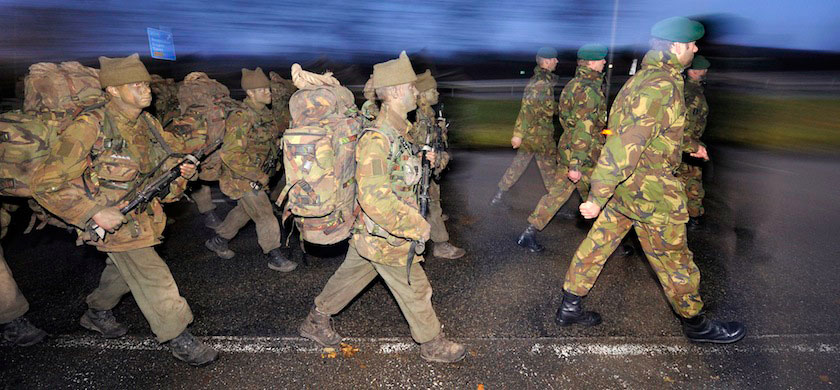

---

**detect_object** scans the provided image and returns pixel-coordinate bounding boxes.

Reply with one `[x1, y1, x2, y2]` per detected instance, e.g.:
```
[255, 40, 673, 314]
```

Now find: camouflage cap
[241, 67, 270, 90]
[289, 87, 339, 126]
[689, 55, 710, 70]
[372, 51, 417, 89]
[651, 17, 705, 43]
[537, 47, 558, 60]
[415, 70, 437, 93]
[577, 44, 608, 61]
[98, 53, 151, 88]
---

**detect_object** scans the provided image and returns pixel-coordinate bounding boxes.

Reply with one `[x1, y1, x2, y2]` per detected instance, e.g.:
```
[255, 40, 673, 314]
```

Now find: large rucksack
[269, 71, 296, 133]
[24, 61, 105, 112]
[279, 86, 362, 245]
[150, 74, 180, 123]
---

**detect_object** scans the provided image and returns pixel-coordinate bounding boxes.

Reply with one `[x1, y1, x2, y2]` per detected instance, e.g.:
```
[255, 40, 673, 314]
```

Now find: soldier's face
[673, 41, 699, 66]
[421, 89, 439, 105]
[588, 59, 607, 73]
[248, 87, 272, 105]
[539, 57, 559, 72]
[687, 69, 707, 81]
[113, 82, 152, 109]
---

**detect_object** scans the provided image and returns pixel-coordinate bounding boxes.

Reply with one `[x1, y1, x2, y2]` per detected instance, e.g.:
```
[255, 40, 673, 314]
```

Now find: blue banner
[147, 27, 176, 61]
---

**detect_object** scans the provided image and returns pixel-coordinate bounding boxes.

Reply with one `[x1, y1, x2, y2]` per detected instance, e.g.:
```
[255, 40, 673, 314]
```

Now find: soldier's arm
[512, 80, 543, 139]
[356, 132, 427, 241]
[220, 111, 267, 183]
[568, 84, 599, 171]
[30, 116, 105, 228]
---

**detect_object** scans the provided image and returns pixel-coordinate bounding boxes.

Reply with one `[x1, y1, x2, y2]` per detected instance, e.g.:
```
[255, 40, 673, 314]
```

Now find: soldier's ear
[105, 86, 120, 98]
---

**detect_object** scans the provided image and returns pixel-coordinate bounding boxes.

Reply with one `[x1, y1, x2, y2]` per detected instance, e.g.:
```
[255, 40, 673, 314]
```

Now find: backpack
[269, 71, 296, 132]
[279, 87, 362, 245]
[24, 61, 106, 112]
[150, 74, 180, 123]
[177, 72, 238, 181]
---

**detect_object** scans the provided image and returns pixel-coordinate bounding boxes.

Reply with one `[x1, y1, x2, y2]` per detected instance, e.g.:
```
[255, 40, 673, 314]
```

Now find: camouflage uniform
[497, 66, 559, 191]
[528, 65, 607, 230]
[0, 204, 28, 325]
[360, 100, 380, 129]
[215, 97, 283, 253]
[313, 108, 442, 343]
[31, 100, 195, 342]
[677, 77, 708, 218]
[562, 50, 704, 319]
[410, 103, 450, 243]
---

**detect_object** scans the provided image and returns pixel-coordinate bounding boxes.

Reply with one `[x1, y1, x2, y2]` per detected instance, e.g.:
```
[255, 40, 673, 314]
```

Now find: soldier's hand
[579, 201, 601, 219]
[689, 145, 710, 161]
[92, 207, 127, 233]
[568, 169, 582, 183]
[179, 163, 197, 179]
[425, 150, 437, 166]
[511, 136, 522, 149]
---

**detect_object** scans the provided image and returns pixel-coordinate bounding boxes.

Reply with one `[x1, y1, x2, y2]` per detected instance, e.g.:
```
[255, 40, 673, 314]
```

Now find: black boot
[516, 225, 544, 253]
[204, 235, 235, 259]
[682, 315, 746, 344]
[169, 330, 219, 366]
[79, 309, 128, 338]
[267, 248, 298, 272]
[490, 189, 506, 207]
[2, 316, 47, 346]
[555, 290, 602, 327]
[203, 212, 222, 229]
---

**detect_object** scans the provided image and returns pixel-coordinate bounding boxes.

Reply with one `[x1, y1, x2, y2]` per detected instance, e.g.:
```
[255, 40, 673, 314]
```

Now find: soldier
[490, 47, 560, 206]
[516, 44, 609, 252]
[31, 54, 218, 365]
[204, 68, 298, 273]
[410, 70, 465, 259]
[298, 52, 466, 363]
[679, 55, 711, 229]
[360, 76, 379, 128]
[556, 18, 745, 344]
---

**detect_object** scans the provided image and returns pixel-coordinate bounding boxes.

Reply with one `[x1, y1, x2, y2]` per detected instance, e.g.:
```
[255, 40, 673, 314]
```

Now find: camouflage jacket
[360, 100, 379, 129]
[352, 108, 428, 266]
[220, 97, 281, 199]
[513, 66, 558, 154]
[557, 65, 608, 172]
[588, 50, 689, 225]
[409, 103, 449, 172]
[681, 78, 708, 153]
[31, 101, 189, 251]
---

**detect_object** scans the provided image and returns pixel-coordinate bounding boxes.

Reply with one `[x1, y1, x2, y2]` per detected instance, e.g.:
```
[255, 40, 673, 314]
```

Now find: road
[2, 146, 839, 389]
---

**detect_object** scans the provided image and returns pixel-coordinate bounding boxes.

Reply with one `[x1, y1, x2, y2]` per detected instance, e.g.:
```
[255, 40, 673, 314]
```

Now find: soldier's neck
[108, 98, 142, 120]
[245, 97, 266, 111]
[380, 103, 411, 134]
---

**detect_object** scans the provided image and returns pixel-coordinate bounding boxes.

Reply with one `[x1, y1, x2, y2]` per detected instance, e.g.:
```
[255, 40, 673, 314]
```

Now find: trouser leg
[215, 198, 252, 240]
[104, 247, 194, 342]
[633, 222, 704, 318]
[374, 261, 442, 344]
[192, 185, 217, 214]
[239, 190, 282, 253]
[85, 257, 131, 311]
[534, 152, 559, 192]
[0, 247, 29, 324]
[314, 244, 379, 315]
[527, 166, 576, 230]
[563, 203, 634, 296]
[497, 149, 534, 191]
[428, 181, 449, 243]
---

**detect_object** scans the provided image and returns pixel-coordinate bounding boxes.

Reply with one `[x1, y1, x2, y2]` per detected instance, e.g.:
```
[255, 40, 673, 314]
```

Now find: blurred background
[2, 0, 839, 152]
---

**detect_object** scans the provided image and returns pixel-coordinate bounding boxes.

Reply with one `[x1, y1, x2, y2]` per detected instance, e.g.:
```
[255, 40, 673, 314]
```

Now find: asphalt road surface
[2, 146, 839, 389]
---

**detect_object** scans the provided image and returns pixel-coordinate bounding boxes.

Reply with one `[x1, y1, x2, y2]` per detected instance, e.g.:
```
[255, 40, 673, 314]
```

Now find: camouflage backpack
[269, 71, 297, 132]
[177, 72, 238, 181]
[278, 86, 362, 245]
[150, 74, 180, 123]
[24, 61, 106, 112]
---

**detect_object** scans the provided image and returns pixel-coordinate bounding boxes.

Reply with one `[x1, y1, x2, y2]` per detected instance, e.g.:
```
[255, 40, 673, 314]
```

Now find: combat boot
[516, 225, 544, 253]
[205, 235, 235, 259]
[682, 315, 746, 344]
[489, 188, 506, 207]
[80, 309, 128, 338]
[203, 212, 222, 230]
[2, 316, 47, 346]
[433, 242, 466, 259]
[169, 330, 219, 366]
[420, 332, 466, 363]
[555, 290, 602, 327]
[267, 248, 298, 272]
[299, 306, 342, 348]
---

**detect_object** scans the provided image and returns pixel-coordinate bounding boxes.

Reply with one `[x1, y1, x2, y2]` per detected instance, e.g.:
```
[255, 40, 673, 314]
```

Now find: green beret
[99, 53, 151, 88]
[577, 44, 608, 61]
[689, 55, 710, 70]
[537, 47, 557, 60]
[651, 17, 705, 43]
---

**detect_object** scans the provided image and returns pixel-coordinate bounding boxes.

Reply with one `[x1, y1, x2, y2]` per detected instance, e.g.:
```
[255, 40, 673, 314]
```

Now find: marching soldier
[679, 55, 711, 229]
[517, 44, 609, 252]
[298, 52, 466, 363]
[31, 54, 218, 365]
[204, 68, 298, 273]
[556, 18, 745, 344]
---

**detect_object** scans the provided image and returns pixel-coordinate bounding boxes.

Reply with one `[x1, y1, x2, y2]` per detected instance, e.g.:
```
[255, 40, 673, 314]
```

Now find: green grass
[443, 94, 840, 152]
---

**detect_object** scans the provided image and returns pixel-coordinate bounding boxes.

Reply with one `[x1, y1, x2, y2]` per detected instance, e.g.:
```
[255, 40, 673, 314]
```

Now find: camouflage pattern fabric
[677, 164, 704, 217]
[409, 102, 449, 242]
[177, 72, 234, 182]
[269, 71, 296, 132]
[31, 101, 190, 252]
[563, 203, 703, 318]
[587, 50, 689, 226]
[161, 108, 207, 154]
[24, 61, 105, 112]
[0, 110, 61, 197]
[150, 75, 179, 123]
[219, 97, 281, 200]
[678, 78, 708, 217]
[497, 149, 558, 192]
[352, 109, 428, 266]
[512, 66, 558, 154]
[557, 65, 607, 172]
[360, 100, 379, 129]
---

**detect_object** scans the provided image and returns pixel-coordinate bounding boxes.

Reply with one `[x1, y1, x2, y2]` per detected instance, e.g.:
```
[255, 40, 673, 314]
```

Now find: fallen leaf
[340, 342, 360, 358]
[477, 385, 484, 390]
[663, 376, 675, 383]
[819, 375, 831, 384]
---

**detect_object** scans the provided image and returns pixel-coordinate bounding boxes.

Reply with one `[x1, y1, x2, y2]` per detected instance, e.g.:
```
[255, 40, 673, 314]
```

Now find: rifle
[88, 137, 223, 241]
[405, 134, 434, 285]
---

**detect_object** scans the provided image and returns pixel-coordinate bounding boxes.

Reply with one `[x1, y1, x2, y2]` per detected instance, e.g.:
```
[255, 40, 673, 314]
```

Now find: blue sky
[2, 0, 838, 61]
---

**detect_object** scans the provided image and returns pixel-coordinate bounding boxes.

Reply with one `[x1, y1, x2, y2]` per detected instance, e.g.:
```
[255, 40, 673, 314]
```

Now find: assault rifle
[406, 135, 434, 285]
[88, 138, 223, 241]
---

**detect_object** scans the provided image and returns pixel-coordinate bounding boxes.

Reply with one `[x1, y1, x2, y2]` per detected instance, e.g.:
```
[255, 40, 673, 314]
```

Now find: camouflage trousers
[314, 243, 442, 344]
[428, 180, 449, 243]
[497, 149, 558, 192]
[0, 246, 29, 324]
[563, 202, 704, 318]
[192, 184, 217, 215]
[677, 163, 705, 218]
[216, 189, 282, 253]
[528, 165, 593, 230]
[86, 247, 194, 342]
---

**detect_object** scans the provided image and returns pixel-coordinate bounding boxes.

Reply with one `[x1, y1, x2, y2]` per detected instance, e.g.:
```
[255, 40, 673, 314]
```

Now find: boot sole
[421, 349, 467, 363]
[268, 262, 298, 273]
[204, 241, 235, 259]
[80, 316, 128, 339]
[686, 330, 746, 344]
[172, 349, 219, 367]
[299, 328, 341, 349]
[516, 240, 544, 253]
[5, 330, 48, 347]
